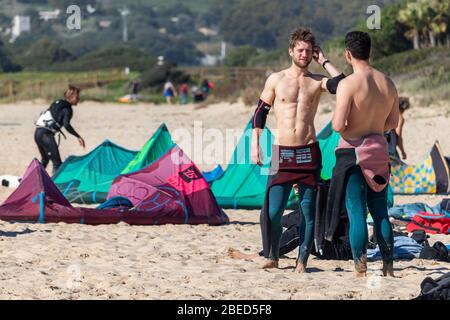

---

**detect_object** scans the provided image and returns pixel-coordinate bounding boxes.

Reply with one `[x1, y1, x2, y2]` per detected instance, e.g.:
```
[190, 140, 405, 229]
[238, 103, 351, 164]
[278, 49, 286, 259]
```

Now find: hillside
[374, 47, 450, 105]
[0, 0, 398, 68]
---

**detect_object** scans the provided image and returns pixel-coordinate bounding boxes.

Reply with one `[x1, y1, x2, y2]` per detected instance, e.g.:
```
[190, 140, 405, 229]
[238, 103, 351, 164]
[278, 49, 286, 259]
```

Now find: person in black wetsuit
[34, 85, 86, 174]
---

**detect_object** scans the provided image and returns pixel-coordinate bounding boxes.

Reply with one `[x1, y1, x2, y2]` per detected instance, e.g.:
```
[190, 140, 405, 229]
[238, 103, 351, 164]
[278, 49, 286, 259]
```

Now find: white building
[39, 10, 61, 21]
[10, 15, 31, 43]
[197, 27, 218, 37]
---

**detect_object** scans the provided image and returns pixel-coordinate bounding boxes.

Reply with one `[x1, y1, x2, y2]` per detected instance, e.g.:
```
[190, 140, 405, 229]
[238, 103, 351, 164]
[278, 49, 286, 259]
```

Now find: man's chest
[274, 78, 321, 103]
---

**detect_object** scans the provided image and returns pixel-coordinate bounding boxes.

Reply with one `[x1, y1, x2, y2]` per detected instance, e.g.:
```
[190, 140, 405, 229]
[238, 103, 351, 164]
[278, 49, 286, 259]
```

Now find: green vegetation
[51, 45, 156, 72]
[374, 47, 450, 104]
[223, 46, 259, 67]
[0, 0, 448, 107]
[0, 70, 136, 103]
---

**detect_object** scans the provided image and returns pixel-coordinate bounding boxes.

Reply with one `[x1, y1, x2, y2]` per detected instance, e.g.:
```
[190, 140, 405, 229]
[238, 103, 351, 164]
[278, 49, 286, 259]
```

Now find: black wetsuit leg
[34, 128, 62, 174]
[258, 210, 302, 257]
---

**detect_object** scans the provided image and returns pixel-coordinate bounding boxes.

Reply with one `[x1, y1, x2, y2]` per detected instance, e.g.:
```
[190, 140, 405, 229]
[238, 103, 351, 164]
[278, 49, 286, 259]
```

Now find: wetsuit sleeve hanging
[61, 108, 81, 138]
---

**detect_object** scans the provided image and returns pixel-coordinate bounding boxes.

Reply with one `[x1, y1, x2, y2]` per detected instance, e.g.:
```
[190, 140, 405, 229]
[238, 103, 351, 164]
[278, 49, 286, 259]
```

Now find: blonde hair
[64, 85, 81, 99]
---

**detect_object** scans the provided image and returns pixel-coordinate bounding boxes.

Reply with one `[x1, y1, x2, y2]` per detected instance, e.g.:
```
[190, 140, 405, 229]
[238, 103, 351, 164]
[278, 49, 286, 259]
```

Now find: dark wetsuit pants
[34, 128, 62, 174]
[268, 182, 316, 262]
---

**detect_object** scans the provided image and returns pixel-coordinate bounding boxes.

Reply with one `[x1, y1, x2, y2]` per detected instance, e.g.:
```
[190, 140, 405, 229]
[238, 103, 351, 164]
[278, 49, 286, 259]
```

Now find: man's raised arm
[314, 46, 346, 95]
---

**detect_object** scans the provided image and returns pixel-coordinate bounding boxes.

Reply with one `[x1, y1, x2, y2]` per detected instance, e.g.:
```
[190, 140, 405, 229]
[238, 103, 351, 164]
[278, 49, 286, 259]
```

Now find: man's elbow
[332, 121, 345, 133]
[385, 119, 399, 132]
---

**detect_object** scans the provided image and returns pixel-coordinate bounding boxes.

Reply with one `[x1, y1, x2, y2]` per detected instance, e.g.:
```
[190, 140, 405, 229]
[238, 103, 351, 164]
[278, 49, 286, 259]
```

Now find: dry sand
[0, 99, 449, 300]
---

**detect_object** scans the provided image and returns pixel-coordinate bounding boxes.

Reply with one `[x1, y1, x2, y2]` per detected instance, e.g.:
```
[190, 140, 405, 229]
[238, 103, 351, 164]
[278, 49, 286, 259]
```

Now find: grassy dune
[374, 47, 450, 106]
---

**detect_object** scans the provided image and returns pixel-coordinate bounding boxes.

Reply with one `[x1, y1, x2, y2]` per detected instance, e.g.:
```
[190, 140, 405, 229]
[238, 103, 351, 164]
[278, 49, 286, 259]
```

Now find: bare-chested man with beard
[251, 28, 345, 272]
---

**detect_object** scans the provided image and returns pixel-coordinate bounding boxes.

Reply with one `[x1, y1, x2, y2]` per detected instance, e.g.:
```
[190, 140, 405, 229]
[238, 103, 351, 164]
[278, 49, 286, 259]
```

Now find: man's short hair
[399, 97, 411, 112]
[289, 27, 316, 49]
[345, 31, 371, 60]
[64, 85, 80, 99]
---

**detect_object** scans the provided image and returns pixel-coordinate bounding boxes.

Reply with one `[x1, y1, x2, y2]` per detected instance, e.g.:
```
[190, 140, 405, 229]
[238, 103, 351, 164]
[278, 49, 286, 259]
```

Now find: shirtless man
[251, 28, 345, 272]
[330, 31, 399, 277]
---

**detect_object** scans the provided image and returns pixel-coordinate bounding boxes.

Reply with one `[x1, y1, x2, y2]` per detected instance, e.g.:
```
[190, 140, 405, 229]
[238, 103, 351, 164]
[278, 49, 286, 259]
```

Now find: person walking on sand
[180, 82, 189, 105]
[326, 31, 399, 277]
[34, 85, 86, 174]
[252, 27, 346, 272]
[163, 80, 177, 105]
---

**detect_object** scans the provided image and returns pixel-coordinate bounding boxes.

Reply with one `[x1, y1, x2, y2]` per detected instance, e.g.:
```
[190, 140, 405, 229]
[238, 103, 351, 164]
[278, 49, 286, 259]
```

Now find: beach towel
[389, 202, 443, 221]
[367, 236, 422, 261]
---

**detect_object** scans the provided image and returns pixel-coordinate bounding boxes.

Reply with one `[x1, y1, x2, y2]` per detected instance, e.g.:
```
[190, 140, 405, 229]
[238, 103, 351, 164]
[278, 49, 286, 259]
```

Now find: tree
[359, 3, 411, 58]
[428, 0, 449, 47]
[140, 61, 190, 90]
[0, 40, 22, 72]
[223, 46, 258, 67]
[398, 0, 450, 49]
[17, 37, 73, 70]
[398, 1, 426, 49]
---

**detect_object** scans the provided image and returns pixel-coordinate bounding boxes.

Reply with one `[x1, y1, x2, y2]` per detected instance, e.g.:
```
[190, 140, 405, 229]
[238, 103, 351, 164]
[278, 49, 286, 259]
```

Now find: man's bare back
[333, 67, 399, 139]
[331, 31, 399, 278]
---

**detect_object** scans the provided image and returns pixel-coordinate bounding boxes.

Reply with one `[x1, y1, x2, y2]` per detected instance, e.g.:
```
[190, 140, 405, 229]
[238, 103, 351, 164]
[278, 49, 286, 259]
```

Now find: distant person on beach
[163, 80, 177, 105]
[251, 27, 345, 272]
[386, 97, 410, 162]
[201, 79, 211, 99]
[34, 85, 86, 174]
[129, 80, 140, 102]
[180, 82, 189, 105]
[328, 31, 399, 277]
[192, 85, 204, 103]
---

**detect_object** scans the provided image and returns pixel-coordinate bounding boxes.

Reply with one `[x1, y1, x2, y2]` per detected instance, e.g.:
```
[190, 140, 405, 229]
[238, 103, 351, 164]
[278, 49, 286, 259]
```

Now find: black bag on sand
[410, 230, 429, 245]
[419, 241, 450, 262]
[415, 272, 450, 300]
[441, 198, 450, 214]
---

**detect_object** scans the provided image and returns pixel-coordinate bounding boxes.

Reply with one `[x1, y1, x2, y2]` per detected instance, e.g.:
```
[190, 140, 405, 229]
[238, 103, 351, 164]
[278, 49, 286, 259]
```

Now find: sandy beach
[0, 99, 449, 300]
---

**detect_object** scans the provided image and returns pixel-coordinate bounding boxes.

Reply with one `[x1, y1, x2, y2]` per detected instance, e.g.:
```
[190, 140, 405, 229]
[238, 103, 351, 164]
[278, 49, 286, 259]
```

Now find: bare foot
[382, 261, 395, 277]
[354, 270, 367, 278]
[262, 259, 279, 269]
[294, 260, 307, 273]
[354, 256, 367, 278]
[227, 248, 259, 260]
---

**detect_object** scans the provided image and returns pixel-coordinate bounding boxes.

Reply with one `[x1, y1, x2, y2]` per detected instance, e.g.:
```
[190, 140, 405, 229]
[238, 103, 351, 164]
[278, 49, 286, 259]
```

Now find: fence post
[8, 81, 15, 103]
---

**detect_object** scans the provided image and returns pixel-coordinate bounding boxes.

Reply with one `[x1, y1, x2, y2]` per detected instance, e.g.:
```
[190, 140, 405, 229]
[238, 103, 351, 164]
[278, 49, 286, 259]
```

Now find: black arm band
[252, 99, 272, 129]
[326, 73, 346, 94]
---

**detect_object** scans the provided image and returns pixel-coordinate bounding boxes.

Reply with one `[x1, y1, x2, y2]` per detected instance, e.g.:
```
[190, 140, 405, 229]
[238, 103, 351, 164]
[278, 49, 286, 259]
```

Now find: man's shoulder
[339, 73, 361, 86]
[265, 71, 285, 87]
[308, 72, 328, 81]
[267, 70, 285, 80]
[50, 99, 66, 108]
[54, 100, 73, 112]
